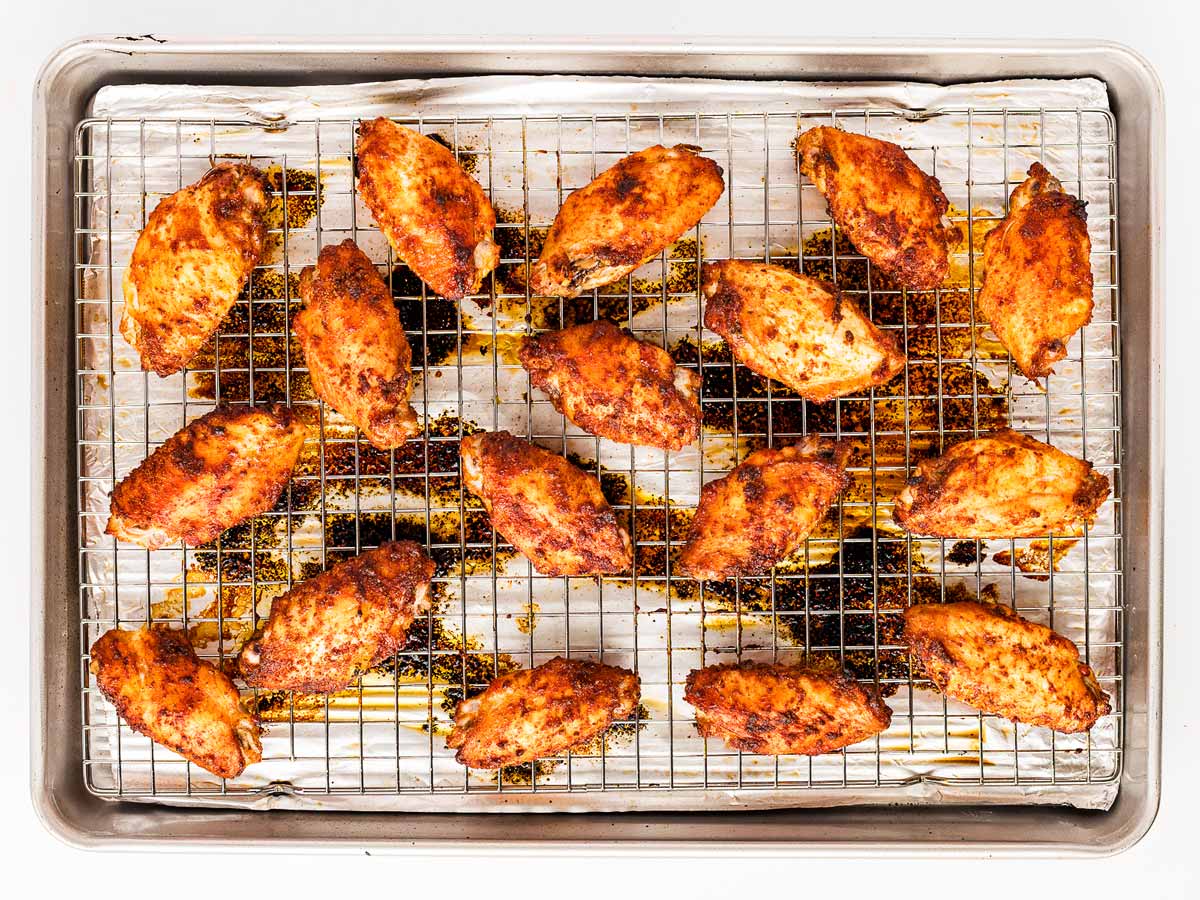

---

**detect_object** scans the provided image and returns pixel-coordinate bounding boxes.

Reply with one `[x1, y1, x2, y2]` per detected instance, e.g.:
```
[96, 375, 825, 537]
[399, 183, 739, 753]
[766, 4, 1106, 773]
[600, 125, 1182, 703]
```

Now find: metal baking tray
[32, 37, 1163, 855]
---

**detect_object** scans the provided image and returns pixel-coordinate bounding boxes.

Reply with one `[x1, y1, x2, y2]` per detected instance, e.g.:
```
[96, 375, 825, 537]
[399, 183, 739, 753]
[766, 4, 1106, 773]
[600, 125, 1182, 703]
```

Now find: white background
[6, 1, 1195, 895]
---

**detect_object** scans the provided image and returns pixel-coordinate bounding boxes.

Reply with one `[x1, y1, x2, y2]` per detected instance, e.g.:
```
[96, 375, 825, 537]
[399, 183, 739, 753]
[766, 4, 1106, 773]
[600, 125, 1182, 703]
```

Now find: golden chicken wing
[446, 656, 640, 768]
[702, 260, 905, 401]
[677, 436, 850, 581]
[355, 117, 499, 300]
[460, 431, 633, 576]
[106, 403, 307, 549]
[238, 541, 435, 693]
[90, 627, 261, 779]
[295, 239, 420, 449]
[519, 319, 701, 451]
[121, 163, 271, 376]
[529, 144, 724, 298]
[892, 429, 1109, 538]
[904, 601, 1111, 733]
[796, 126, 952, 290]
[979, 163, 1094, 380]
[684, 661, 892, 755]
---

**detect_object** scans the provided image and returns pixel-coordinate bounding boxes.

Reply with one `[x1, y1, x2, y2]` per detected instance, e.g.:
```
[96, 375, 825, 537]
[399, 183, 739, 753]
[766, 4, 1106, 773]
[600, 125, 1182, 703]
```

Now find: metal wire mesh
[74, 107, 1123, 801]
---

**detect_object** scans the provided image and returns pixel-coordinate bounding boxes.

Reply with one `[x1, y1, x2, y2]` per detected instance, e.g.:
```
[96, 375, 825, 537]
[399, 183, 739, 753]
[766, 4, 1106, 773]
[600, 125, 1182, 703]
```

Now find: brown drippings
[946, 540, 983, 566]
[262, 166, 324, 259]
[993, 538, 1080, 582]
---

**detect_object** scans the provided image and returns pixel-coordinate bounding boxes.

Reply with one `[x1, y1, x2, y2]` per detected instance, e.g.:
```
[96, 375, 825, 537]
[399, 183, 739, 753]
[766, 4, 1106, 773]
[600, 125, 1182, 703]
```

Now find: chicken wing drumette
[238, 541, 435, 693]
[121, 163, 271, 376]
[519, 319, 701, 451]
[701, 260, 905, 401]
[529, 144, 724, 297]
[904, 601, 1111, 733]
[979, 163, 1094, 381]
[90, 627, 262, 779]
[355, 117, 499, 300]
[446, 656, 640, 768]
[460, 431, 633, 576]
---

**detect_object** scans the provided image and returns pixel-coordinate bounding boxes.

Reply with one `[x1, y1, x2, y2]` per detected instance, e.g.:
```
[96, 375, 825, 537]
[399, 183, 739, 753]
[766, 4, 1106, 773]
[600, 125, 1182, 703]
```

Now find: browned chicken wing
[446, 656, 640, 768]
[238, 541, 435, 693]
[295, 240, 420, 449]
[677, 436, 850, 581]
[904, 601, 1111, 733]
[355, 117, 499, 300]
[702, 260, 905, 401]
[121, 163, 271, 376]
[893, 429, 1110, 539]
[979, 163, 1094, 380]
[106, 403, 307, 549]
[796, 126, 952, 290]
[460, 431, 633, 576]
[90, 627, 261, 779]
[519, 320, 701, 451]
[685, 660, 892, 755]
[529, 144, 724, 298]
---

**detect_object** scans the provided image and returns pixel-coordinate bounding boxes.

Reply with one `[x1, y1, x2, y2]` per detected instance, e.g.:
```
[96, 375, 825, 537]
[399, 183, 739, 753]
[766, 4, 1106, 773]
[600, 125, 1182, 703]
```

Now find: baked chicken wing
[979, 163, 1094, 380]
[446, 656, 640, 768]
[460, 431, 633, 576]
[355, 117, 499, 300]
[519, 319, 701, 451]
[529, 144, 724, 297]
[904, 601, 1111, 733]
[796, 126, 952, 290]
[702, 260, 905, 401]
[238, 541, 435, 693]
[893, 429, 1109, 538]
[90, 627, 261, 779]
[677, 436, 850, 581]
[106, 403, 307, 549]
[684, 661, 892, 755]
[295, 239, 420, 449]
[121, 163, 271, 376]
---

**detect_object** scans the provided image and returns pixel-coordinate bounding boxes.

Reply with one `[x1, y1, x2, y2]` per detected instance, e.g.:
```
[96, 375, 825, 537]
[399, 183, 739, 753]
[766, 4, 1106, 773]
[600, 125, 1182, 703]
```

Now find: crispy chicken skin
[979, 163, 1094, 381]
[106, 404, 307, 549]
[446, 657, 640, 768]
[685, 661, 892, 755]
[904, 601, 1111, 733]
[239, 541, 435, 693]
[355, 117, 499, 300]
[893, 429, 1109, 539]
[529, 145, 725, 298]
[121, 163, 271, 377]
[796, 126, 952, 291]
[519, 320, 701, 451]
[460, 431, 633, 576]
[702, 260, 905, 402]
[677, 436, 851, 581]
[295, 240, 420, 449]
[90, 627, 262, 779]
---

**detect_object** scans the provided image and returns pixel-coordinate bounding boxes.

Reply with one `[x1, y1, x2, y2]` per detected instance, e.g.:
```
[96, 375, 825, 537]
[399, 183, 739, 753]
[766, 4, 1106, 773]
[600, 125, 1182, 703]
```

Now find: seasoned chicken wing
[121, 163, 271, 376]
[446, 656, 640, 768]
[106, 403, 307, 549]
[90, 627, 261, 779]
[893, 429, 1109, 538]
[519, 320, 701, 451]
[529, 144, 724, 297]
[460, 431, 633, 576]
[238, 541, 435, 693]
[685, 661, 892, 755]
[355, 117, 499, 300]
[904, 601, 1111, 733]
[979, 163, 1094, 380]
[702, 260, 905, 402]
[295, 240, 420, 449]
[677, 436, 850, 581]
[796, 126, 952, 290]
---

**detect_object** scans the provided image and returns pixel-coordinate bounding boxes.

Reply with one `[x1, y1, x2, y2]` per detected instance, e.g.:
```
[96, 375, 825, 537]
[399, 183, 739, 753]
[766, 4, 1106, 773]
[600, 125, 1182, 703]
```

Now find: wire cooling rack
[74, 107, 1123, 802]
